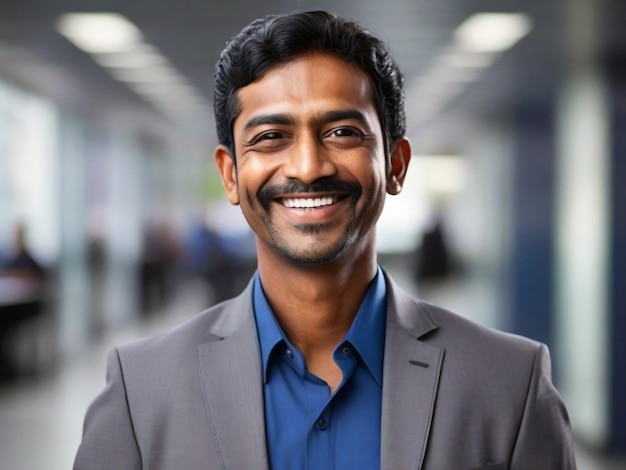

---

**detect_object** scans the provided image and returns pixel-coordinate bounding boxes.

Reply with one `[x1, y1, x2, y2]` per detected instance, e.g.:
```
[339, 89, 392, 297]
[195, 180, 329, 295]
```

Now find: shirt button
[341, 346, 351, 356]
[315, 417, 328, 430]
[285, 348, 294, 359]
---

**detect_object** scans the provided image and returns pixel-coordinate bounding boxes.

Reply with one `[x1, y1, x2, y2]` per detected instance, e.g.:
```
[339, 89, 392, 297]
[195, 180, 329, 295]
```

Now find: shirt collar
[253, 267, 387, 386]
[343, 266, 387, 385]
[253, 272, 284, 384]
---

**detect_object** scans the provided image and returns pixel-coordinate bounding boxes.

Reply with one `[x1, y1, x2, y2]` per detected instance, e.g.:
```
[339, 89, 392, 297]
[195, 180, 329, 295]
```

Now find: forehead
[233, 53, 378, 129]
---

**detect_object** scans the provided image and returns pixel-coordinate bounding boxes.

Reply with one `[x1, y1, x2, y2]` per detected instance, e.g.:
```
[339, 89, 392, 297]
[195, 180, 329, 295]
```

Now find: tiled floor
[0, 281, 624, 470]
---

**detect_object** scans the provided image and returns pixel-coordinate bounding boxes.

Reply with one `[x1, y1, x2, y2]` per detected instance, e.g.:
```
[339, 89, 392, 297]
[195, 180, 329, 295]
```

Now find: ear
[214, 145, 240, 205]
[386, 137, 411, 195]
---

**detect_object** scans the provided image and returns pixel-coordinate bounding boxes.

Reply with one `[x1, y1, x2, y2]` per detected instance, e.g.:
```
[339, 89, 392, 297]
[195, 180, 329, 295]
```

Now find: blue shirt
[253, 267, 387, 470]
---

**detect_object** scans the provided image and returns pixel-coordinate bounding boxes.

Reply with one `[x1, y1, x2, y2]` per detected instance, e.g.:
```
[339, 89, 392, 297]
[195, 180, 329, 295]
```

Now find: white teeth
[283, 196, 335, 209]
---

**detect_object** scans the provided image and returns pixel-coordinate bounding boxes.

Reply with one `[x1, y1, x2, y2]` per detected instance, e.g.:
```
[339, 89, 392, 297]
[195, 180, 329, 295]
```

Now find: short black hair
[213, 10, 406, 162]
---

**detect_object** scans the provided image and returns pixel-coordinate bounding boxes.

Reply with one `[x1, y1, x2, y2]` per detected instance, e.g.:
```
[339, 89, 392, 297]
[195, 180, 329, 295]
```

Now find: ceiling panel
[0, 0, 624, 145]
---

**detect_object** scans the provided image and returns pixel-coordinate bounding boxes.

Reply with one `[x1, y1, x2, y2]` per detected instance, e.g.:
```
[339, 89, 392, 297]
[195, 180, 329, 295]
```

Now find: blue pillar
[607, 53, 626, 453]
[509, 103, 556, 353]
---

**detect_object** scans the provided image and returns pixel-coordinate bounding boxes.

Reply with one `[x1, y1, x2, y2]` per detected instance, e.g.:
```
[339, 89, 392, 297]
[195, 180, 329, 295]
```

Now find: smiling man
[75, 11, 576, 470]
[218, 53, 391, 268]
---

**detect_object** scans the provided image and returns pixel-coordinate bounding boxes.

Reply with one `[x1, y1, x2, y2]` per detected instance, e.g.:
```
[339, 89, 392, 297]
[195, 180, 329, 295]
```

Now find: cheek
[369, 166, 389, 206]
[235, 164, 277, 223]
[363, 162, 388, 195]
[234, 167, 263, 205]
[356, 170, 387, 218]
[237, 155, 281, 194]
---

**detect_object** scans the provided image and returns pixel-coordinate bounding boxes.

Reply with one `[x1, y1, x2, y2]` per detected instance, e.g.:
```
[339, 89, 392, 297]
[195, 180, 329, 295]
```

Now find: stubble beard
[252, 178, 363, 266]
[266, 218, 359, 266]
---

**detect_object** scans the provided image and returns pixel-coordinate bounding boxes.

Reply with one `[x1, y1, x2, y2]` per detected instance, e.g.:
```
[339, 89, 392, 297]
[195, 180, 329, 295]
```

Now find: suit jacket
[74, 272, 576, 469]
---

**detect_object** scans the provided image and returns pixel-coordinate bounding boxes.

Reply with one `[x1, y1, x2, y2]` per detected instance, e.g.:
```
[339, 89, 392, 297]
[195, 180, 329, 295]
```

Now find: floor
[0, 280, 624, 470]
[0, 282, 205, 470]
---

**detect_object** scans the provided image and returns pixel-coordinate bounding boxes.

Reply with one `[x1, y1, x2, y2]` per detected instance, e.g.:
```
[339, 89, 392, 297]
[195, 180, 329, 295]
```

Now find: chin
[279, 240, 350, 266]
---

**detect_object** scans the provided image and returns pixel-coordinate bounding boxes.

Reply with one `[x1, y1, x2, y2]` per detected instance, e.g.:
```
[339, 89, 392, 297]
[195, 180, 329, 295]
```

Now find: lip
[272, 193, 349, 223]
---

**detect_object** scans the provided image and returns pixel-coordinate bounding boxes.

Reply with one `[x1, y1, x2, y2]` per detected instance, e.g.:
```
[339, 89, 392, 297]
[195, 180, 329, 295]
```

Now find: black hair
[213, 10, 406, 162]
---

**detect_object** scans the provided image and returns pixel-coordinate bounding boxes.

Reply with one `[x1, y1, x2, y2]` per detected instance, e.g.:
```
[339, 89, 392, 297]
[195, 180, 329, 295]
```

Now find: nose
[282, 133, 337, 184]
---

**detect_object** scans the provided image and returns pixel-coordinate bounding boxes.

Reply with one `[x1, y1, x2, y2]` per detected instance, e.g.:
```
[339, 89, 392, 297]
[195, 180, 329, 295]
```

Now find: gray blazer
[74, 272, 576, 469]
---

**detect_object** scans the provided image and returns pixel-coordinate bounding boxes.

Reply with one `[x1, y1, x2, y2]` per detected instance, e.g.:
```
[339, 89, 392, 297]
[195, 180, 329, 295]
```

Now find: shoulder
[384, 272, 541, 361]
[383, 273, 547, 399]
[420, 299, 541, 358]
[388, 291, 576, 466]
[392, 290, 551, 404]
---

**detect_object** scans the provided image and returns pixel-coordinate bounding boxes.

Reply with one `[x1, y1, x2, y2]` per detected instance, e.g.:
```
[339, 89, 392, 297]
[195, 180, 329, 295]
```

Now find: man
[75, 11, 576, 469]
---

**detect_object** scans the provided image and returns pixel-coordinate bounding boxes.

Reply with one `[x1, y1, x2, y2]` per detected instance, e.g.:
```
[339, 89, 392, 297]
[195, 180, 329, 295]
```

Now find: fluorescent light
[127, 81, 196, 96]
[56, 13, 142, 53]
[454, 13, 533, 53]
[107, 65, 184, 83]
[426, 63, 484, 84]
[91, 45, 168, 69]
[55, 12, 212, 123]
[435, 47, 497, 69]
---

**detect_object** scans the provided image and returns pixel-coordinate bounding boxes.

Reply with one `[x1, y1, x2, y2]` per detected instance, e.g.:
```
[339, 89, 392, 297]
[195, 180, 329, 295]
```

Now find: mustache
[257, 178, 362, 211]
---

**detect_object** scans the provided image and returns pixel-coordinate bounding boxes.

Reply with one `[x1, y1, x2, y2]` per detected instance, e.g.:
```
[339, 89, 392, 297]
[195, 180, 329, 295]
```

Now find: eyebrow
[243, 113, 294, 131]
[321, 109, 370, 127]
[242, 109, 371, 132]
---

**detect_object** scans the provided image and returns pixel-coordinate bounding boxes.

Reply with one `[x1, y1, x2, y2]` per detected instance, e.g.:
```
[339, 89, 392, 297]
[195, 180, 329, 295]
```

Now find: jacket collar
[196, 279, 270, 469]
[196, 271, 443, 470]
[380, 271, 443, 469]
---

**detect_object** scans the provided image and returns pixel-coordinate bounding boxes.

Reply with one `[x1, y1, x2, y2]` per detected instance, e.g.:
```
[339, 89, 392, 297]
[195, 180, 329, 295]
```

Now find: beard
[267, 220, 358, 265]
[253, 177, 363, 265]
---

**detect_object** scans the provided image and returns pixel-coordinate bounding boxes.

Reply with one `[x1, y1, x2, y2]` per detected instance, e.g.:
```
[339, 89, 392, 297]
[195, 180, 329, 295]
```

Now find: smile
[281, 196, 336, 209]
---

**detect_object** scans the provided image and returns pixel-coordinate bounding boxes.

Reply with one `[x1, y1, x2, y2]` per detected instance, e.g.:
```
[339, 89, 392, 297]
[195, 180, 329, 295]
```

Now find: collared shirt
[253, 267, 387, 470]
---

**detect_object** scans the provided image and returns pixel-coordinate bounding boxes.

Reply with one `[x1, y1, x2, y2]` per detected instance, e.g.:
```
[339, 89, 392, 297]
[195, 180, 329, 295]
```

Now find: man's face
[215, 52, 408, 266]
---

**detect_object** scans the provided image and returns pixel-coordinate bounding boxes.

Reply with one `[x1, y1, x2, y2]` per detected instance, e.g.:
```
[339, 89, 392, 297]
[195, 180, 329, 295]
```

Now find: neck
[256, 241, 378, 393]
[257, 249, 377, 355]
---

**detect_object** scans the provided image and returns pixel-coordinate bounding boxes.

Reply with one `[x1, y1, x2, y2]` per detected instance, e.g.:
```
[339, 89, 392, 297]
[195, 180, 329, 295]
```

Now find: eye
[251, 130, 285, 143]
[245, 130, 291, 151]
[326, 127, 364, 139]
[324, 127, 366, 147]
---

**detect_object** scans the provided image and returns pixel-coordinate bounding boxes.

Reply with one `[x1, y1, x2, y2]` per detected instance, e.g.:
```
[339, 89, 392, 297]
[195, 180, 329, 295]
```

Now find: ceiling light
[91, 45, 168, 69]
[426, 63, 484, 85]
[107, 65, 184, 84]
[55, 12, 211, 123]
[56, 13, 142, 53]
[127, 81, 196, 96]
[435, 47, 497, 69]
[454, 13, 533, 53]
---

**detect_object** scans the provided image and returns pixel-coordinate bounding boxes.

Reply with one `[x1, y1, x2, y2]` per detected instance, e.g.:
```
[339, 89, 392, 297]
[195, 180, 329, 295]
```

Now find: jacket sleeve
[510, 343, 577, 469]
[74, 348, 142, 470]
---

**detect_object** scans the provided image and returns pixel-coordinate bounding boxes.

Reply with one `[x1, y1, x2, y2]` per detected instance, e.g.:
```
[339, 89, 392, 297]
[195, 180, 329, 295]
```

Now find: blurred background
[0, 0, 625, 468]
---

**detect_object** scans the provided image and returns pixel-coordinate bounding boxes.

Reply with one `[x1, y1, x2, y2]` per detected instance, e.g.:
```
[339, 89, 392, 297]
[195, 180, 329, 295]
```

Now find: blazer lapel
[380, 274, 444, 470]
[196, 283, 270, 470]
[194, 272, 443, 470]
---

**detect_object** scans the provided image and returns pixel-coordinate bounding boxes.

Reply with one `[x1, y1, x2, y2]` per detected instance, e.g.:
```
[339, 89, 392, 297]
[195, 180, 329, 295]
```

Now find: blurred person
[415, 212, 451, 283]
[182, 218, 241, 304]
[139, 220, 181, 314]
[1, 221, 46, 279]
[75, 11, 576, 469]
[0, 222, 47, 378]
